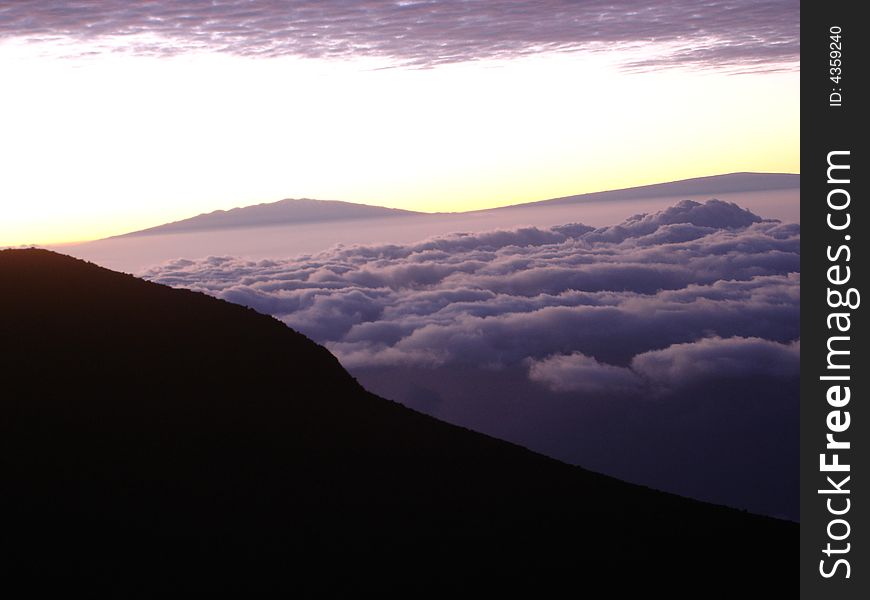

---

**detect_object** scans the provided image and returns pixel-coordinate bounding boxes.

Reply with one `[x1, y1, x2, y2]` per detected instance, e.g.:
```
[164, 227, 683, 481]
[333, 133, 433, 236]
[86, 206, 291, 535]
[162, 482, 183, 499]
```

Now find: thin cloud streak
[0, 1, 799, 70]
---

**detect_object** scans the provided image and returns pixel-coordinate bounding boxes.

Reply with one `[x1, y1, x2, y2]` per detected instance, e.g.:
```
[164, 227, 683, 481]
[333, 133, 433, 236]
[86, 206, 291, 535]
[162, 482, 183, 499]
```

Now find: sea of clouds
[144, 199, 800, 519]
[145, 199, 799, 381]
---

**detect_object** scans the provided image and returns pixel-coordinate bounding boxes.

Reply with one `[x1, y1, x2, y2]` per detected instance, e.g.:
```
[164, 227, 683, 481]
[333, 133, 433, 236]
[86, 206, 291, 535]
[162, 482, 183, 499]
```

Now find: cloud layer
[0, 1, 799, 69]
[144, 199, 800, 518]
[146, 199, 799, 379]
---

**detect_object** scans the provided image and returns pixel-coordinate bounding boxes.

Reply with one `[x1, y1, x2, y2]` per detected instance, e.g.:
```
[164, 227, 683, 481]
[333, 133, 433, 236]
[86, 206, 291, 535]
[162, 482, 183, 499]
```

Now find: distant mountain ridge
[119, 197, 421, 237]
[0, 248, 796, 594]
[489, 172, 800, 210]
[115, 172, 799, 238]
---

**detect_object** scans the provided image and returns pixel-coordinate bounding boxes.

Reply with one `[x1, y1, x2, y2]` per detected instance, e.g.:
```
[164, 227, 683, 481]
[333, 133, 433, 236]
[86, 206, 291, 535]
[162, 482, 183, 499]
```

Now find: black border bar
[801, 3, 867, 597]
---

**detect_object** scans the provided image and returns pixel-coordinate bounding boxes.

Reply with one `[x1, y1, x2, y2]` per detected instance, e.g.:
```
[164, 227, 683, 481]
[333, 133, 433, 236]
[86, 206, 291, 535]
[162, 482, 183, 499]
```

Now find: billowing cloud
[0, 1, 799, 70]
[144, 199, 800, 519]
[529, 336, 800, 395]
[631, 336, 800, 388]
[527, 352, 642, 395]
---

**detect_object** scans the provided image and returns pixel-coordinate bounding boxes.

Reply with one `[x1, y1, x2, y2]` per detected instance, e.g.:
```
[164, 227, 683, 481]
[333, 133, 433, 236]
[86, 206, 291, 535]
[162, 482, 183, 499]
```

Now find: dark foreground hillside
[0, 249, 795, 594]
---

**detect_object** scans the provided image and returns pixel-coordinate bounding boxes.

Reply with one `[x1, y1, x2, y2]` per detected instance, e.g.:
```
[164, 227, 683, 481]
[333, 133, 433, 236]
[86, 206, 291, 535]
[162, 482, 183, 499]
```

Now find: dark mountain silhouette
[484, 172, 800, 211]
[0, 249, 795, 594]
[118, 197, 421, 237]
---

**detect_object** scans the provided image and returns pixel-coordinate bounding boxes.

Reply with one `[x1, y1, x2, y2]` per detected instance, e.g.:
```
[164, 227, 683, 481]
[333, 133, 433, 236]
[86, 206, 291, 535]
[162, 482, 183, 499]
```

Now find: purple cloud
[527, 352, 642, 395]
[632, 336, 800, 388]
[529, 336, 799, 395]
[0, 1, 799, 70]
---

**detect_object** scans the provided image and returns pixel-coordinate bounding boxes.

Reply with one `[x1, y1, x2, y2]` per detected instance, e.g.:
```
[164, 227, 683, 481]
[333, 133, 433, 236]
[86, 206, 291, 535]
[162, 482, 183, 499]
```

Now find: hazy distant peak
[118, 198, 421, 237]
[493, 172, 800, 210]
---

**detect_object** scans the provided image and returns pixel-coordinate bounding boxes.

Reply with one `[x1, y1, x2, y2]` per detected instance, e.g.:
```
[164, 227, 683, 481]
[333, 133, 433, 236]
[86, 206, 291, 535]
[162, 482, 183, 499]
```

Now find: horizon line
[21, 170, 800, 247]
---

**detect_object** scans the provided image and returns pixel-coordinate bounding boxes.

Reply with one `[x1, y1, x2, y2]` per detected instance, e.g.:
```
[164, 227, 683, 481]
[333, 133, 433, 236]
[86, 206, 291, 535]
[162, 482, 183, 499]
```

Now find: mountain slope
[119, 197, 421, 236]
[0, 249, 796, 594]
[487, 172, 800, 211]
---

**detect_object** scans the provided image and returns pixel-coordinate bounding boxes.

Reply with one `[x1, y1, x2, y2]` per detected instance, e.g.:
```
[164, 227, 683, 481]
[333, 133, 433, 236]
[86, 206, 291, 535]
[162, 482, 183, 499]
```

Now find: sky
[0, 1, 800, 246]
